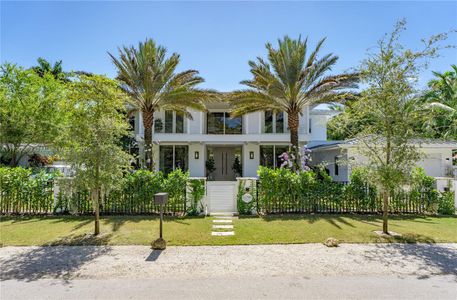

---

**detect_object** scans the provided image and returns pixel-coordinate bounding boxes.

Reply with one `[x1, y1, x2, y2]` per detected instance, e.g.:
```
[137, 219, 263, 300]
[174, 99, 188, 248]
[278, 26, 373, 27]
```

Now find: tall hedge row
[256, 166, 455, 215]
[0, 167, 189, 215]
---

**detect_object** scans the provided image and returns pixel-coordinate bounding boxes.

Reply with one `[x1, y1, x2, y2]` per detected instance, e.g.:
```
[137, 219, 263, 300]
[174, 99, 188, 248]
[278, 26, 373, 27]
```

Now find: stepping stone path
[211, 213, 236, 236]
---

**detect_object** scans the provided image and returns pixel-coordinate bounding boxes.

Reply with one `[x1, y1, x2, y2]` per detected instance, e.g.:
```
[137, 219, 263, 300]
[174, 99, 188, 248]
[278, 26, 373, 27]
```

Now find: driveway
[1, 243, 457, 299]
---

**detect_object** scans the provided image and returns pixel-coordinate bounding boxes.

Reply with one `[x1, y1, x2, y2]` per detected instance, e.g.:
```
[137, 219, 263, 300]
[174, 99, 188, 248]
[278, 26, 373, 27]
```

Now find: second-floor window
[264, 111, 285, 133]
[207, 112, 242, 134]
[162, 110, 184, 133]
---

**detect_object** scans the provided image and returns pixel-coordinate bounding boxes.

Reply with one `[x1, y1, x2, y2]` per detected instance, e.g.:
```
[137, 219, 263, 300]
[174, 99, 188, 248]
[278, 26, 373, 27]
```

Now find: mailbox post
[152, 192, 168, 250]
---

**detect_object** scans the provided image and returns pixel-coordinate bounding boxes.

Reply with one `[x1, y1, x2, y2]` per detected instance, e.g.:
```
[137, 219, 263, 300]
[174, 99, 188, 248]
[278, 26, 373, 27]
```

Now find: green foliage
[61, 75, 132, 197]
[237, 179, 257, 215]
[32, 57, 68, 82]
[0, 63, 66, 166]
[187, 178, 205, 216]
[232, 156, 242, 177]
[163, 168, 188, 211]
[346, 167, 378, 210]
[56, 169, 189, 215]
[227, 36, 358, 147]
[205, 157, 216, 176]
[0, 167, 60, 214]
[421, 65, 457, 139]
[438, 191, 455, 215]
[109, 38, 218, 170]
[256, 166, 450, 215]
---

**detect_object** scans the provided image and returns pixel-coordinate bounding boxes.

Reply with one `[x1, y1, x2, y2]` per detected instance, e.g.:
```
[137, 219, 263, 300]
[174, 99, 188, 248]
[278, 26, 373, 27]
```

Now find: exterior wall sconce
[194, 151, 199, 159]
[249, 151, 254, 159]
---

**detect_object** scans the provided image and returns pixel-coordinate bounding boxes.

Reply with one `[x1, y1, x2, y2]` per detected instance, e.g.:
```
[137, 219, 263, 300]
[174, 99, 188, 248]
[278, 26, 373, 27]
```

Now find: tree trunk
[142, 109, 155, 171]
[93, 188, 100, 236]
[383, 134, 391, 235]
[287, 110, 300, 169]
[382, 190, 389, 234]
[287, 110, 299, 148]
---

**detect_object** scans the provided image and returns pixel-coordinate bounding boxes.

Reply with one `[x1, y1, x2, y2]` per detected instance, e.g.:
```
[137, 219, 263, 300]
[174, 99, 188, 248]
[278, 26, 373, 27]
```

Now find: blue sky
[1, 1, 456, 91]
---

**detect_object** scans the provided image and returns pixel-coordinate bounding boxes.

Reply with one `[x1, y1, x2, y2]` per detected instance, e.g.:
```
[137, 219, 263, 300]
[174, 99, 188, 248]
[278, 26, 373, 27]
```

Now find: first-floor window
[159, 145, 188, 174]
[334, 156, 339, 176]
[260, 145, 289, 168]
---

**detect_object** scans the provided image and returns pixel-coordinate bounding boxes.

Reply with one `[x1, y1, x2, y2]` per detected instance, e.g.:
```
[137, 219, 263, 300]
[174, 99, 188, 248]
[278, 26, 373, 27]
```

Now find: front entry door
[213, 147, 236, 181]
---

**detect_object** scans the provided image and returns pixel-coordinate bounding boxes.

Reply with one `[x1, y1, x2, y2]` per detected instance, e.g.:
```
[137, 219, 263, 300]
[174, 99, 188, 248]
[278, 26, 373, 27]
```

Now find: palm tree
[423, 65, 457, 139]
[109, 39, 218, 171]
[32, 57, 68, 81]
[228, 36, 358, 149]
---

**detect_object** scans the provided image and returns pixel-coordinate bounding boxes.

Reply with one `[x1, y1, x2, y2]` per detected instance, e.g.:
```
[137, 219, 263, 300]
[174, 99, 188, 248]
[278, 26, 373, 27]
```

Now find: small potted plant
[206, 157, 216, 180]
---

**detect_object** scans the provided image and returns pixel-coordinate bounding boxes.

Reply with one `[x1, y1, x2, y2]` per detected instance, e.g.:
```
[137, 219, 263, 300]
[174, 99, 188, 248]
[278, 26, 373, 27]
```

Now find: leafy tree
[62, 75, 132, 235]
[32, 57, 68, 81]
[109, 39, 218, 171]
[350, 20, 449, 234]
[421, 65, 457, 139]
[0, 63, 65, 166]
[228, 36, 358, 150]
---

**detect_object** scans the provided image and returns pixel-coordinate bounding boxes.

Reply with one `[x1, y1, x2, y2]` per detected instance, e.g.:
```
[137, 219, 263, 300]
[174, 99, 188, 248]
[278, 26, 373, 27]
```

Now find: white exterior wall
[188, 109, 202, 134]
[310, 148, 350, 182]
[246, 112, 261, 134]
[309, 114, 328, 141]
[312, 145, 456, 184]
[188, 143, 205, 177]
[417, 147, 453, 178]
[136, 105, 330, 177]
[243, 143, 260, 177]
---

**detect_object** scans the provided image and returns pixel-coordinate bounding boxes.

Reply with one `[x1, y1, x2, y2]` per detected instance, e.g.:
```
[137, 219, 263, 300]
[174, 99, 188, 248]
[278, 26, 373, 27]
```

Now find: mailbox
[154, 192, 168, 205]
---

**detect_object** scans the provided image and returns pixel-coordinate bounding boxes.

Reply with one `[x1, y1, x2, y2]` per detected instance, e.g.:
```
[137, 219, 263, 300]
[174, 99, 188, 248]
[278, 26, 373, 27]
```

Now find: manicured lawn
[1, 214, 456, 246]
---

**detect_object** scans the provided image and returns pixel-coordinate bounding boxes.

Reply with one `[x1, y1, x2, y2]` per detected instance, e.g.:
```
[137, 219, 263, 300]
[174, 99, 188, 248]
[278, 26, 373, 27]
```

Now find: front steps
[211, 213, 236, 236]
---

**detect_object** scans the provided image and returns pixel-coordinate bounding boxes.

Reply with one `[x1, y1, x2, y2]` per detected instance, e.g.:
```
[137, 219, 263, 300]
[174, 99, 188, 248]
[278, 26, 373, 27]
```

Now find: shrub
[187, 178, 205, 216]
[438, 191, 455, 215]
[0, 167, 59, 213]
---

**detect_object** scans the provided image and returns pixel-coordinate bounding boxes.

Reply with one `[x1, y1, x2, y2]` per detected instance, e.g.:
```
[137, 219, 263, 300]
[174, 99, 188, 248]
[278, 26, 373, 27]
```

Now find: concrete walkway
[1, 244, 456, 299]
[211, 213, 236, 236]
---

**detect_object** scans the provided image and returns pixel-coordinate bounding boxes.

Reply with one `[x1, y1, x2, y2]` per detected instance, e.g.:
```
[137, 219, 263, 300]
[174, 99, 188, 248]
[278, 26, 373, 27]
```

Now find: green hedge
[0, 167, 60, 214]
[1, 167, 189, 215]
[257, 166, 455, 215]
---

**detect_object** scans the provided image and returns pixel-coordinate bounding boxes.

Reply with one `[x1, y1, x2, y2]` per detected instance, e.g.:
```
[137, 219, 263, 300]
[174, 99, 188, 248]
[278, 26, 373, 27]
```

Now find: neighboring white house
[309, 139, 457, 191]
[133, 103, 336, 180]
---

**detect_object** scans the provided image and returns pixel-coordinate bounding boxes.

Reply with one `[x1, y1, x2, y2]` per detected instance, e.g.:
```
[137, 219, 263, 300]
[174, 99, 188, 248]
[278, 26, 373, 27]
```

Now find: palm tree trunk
[287, 110, 299, 148]
[142, 109, 155, 171]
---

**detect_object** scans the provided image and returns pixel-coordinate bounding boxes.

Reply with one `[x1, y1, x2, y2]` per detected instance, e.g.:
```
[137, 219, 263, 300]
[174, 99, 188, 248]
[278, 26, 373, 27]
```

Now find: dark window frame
[264, 111, 285, 133]
[206, 112, 242, 134]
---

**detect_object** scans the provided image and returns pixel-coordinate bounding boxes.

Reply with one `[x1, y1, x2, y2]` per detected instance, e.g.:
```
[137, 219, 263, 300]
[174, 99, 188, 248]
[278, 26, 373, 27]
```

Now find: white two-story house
[132, 102, 333, 181]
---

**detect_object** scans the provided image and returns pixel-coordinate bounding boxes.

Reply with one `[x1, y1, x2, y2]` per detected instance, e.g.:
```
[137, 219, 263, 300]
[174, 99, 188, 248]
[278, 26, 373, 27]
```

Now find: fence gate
[206, 181, 237, 213]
